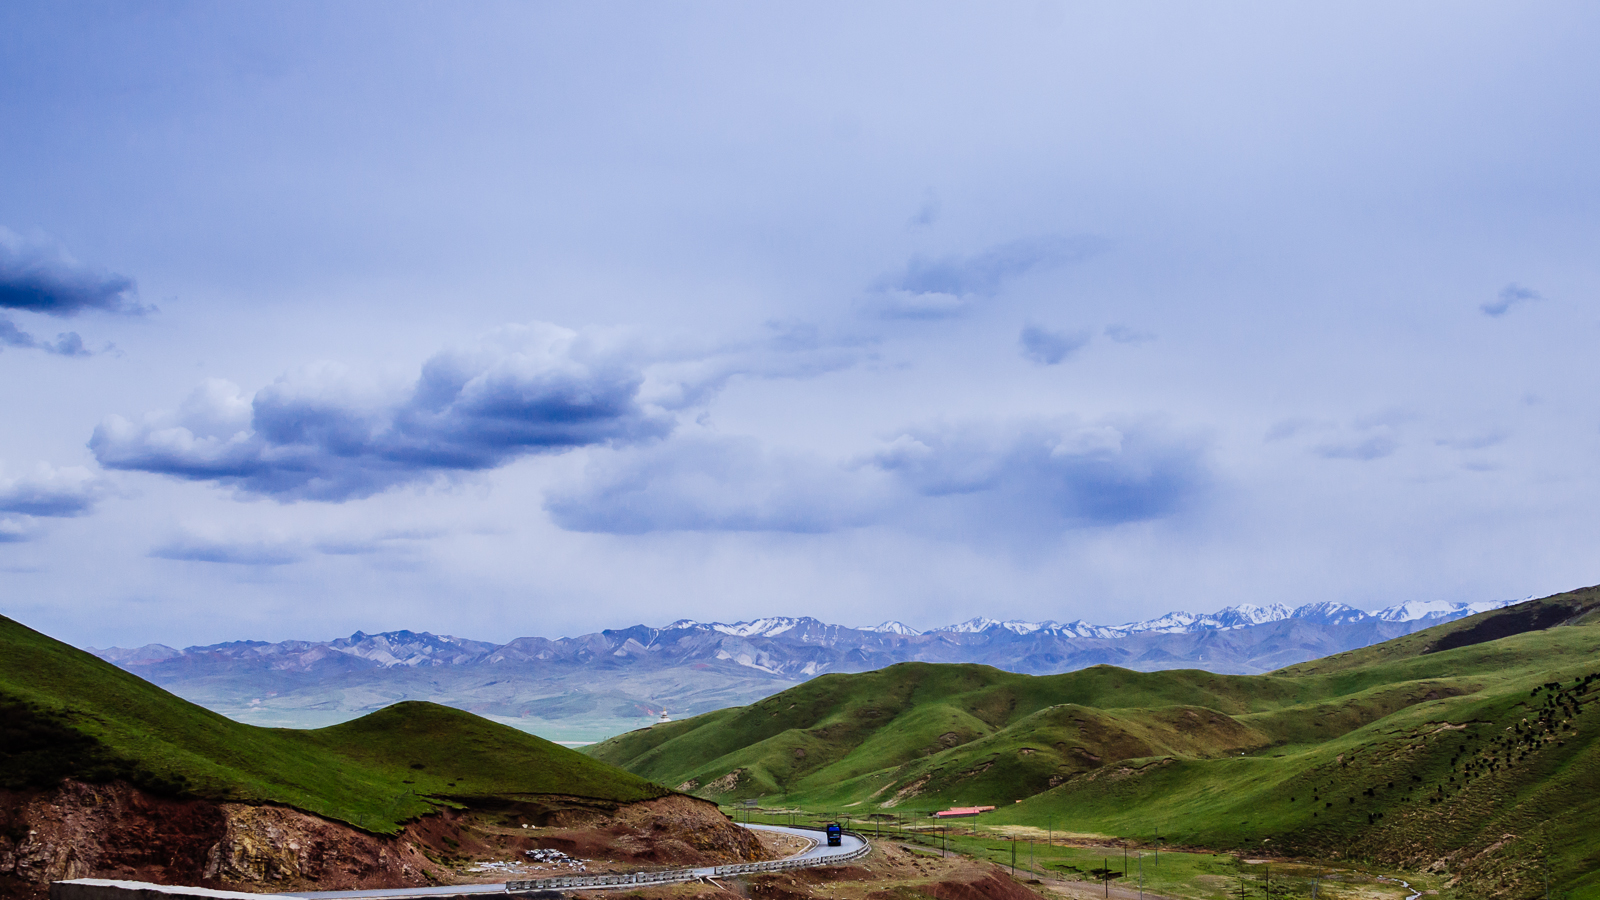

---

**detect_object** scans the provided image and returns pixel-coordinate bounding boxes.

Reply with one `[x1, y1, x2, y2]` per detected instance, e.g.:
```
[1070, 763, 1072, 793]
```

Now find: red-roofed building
[933, 806, 995, 818]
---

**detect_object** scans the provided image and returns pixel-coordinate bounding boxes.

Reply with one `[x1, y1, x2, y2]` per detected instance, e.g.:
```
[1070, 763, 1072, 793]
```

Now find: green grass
[592, 585, 1600, 898]
[0, 614, 668, 833]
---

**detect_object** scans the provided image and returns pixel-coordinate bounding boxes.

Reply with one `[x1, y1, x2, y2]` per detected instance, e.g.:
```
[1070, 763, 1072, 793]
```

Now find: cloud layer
[0, 464, 101, 518]
[1019, 325, 1090, 365]
[0, 228, 145, 317]
[546, 419, 1207, 538]
[866, 235, 1105, 319]
[1481, 283, 1541, 317]
[546, 435, 891, 534]
[0, 316, 88, 356]
[92, 324, 672, 501]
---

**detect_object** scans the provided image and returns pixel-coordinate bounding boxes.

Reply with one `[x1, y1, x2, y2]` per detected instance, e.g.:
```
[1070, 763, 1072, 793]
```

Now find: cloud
[907, 189, 941, 228]
[1274, 409, 1414, 461]
[866, 235, 1106, 319]
[546, 434, 891, 534]
[1018, 325, 1090, 365]
[1435, 428, 1509, 451]
[92, 323, 673, 501]
[871, 419, 1207, 528]
[0, 463, 102, 517]
[149, 536, 306, 566]
[1314, 434, 1400, 460]
[0, 227, 148, 317]
[544, 418, 1208, 536]
[638, 319, 872, 411]
[0, 315, 91, 356]
[1264, 418, 1318, 442]
[1480, 283, 1540, 317]
[0, 516, 38, 543]
[148, 525, 440, 566]
[1104, 324, 1155, 344]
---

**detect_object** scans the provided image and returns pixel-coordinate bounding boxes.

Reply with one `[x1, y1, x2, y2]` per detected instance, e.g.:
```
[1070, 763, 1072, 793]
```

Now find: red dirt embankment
[0, 781, 759, 900]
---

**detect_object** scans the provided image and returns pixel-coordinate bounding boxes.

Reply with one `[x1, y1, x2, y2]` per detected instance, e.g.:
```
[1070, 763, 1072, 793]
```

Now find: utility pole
[1138, 853, 1144, 900]
[1154, 825, 1159, 870]
[1011, 838, 1017, 877]
[1104, 858, 1109, 899]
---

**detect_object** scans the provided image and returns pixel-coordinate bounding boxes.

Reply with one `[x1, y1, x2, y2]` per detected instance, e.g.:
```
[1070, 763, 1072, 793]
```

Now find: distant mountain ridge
[96, 596, 1516, 670]
[85, 596, 1522, 737]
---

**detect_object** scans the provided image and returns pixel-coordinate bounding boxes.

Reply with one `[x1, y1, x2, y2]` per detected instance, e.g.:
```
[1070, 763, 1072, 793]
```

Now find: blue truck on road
[825, 823, 843, 847]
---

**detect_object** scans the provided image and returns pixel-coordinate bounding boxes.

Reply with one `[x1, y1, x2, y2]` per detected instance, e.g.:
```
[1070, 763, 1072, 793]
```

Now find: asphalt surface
[281, 823, 867, 899]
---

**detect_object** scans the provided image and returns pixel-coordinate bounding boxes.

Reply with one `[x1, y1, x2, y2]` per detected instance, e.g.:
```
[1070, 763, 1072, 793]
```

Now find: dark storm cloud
[867, 235, 1106, 319]
[0, 229, 147, 317]
[91, 324, 672, 501]
[1018, 325, 1090, 365]
[545, 418, 1208, 536]
[1481, 283, 1541, 317]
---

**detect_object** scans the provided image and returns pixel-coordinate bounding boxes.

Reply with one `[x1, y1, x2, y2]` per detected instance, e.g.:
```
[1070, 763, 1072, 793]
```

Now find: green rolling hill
[0, 613, 667, 833]
[588, 585, 1600, 898]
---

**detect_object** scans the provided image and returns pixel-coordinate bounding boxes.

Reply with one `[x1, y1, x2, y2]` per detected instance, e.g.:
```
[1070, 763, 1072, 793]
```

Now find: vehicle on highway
[826, 823, 843, 846]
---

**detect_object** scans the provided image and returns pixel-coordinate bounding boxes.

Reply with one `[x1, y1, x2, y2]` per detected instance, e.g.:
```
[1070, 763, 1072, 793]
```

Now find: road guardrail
[505, 830, 870, 893]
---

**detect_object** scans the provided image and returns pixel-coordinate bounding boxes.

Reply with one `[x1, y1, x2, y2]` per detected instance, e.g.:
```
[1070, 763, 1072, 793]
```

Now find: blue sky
[2, 2, 1598, 648]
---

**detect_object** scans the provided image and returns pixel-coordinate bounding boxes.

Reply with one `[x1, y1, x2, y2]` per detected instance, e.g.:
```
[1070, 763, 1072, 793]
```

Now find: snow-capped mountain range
[672, 597, 1519, 642]
[88, 595, 1528, 733]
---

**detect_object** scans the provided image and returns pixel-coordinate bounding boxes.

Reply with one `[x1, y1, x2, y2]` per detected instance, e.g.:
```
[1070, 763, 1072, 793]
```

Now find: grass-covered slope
[0, 614, 667, 833]
[589, 586, 1600, 898]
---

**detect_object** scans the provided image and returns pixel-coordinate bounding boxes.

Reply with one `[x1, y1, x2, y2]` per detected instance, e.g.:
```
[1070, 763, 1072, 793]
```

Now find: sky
[2, 2, 1598, 650]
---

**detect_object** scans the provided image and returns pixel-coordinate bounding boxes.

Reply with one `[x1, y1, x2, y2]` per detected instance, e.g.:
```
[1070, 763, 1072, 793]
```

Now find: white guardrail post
[506, 831, 870, 893]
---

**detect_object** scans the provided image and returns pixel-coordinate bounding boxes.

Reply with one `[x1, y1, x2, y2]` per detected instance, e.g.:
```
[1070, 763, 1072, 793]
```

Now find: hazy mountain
[86, 596, 1520, 740]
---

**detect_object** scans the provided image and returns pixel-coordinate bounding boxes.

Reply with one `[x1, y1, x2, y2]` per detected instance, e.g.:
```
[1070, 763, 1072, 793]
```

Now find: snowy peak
[999, 620, 1057, 635]
[710, 617, 812, 638]
[944, 617, 1001, 633]
[328, 630, 498, 667]
[864, 621, 922, 635]
[1117, 611, 1206, 634]
[1289, 601, 1369, 625]
[1212, 603, 1293, 627]
[1372, 597, 1521, 623]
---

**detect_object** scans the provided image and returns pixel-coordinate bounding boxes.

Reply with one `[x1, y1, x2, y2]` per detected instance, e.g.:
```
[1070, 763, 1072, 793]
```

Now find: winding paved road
[282, 824, 868, 899]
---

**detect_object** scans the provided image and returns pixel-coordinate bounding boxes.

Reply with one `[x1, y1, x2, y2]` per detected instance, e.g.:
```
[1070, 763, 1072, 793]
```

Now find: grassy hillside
[589, 585, 1600, 898]
[0, 614, 667, 833]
